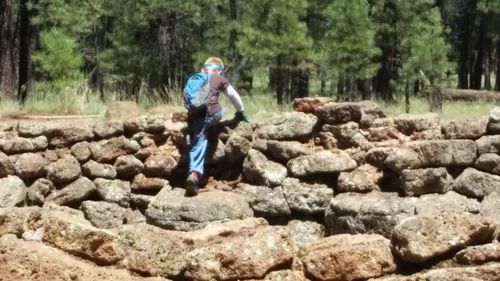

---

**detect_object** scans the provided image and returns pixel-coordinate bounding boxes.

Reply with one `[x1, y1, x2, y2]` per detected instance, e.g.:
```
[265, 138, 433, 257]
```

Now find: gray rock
[392, 211, 493, 263]
[325, 192, 416, 238]
[70, 141, 92, 162]
[453, 168, 500, 199]
[82, 160, 117, 179]
[224, 135, 251, 163]
[393, 113, 440, 135]
[266, 140, 306, 161]
[131, 173, 170, 193]
[0, 136, 48, 154]
[17, 122, 46, 137]
[45, 123, 94, 147]
[46, 155, 81, 185]
[114, 155, 144, 179]
[143, 154, 177, 177]
[105, 101, 141, 121]
[287, 220, 325, 248]
[93, 120, 124, 139]
[337, 164, 382, 193]
[281, 178, 333, 215]
[357, 100, 387, 128]
[80, 201, 126, 228]
[481, 191, 500, 224]
[235, 183, 290, 217]
[232, 121, 254, 140]
[0, 175, 26, 207]
[454, 243, 500, 265]
[124, 115, 166, 134]
[94, 178, 131, 207]
[130, 193, 154, 209]
[287, 150, 357, 177]
[243, 149, 287, 187]
[206, 139, 225, 164]
[401, 168, 452, 196]
[322, 122, 360, 142]
[415, 191, 481, 215]
[476, 135, 500, 154]
[442, 118, 488, 140]
[0, 206, 42, 237]
[255, 112, 317, 141]
[409, 140, 477, 167]
[145, 188, 253, 231]
[45, 177, 96, 206]
[90, 136, 140, 163]
[27, 178, 55, 206]
[314, 102, 363, 125]
[475, 153, 500, 176]
[0, 151, 15, 177]
[384, 147, 421, 173]
[125, 208, 146, 224]
[487, 106, 500, 134]
[14, 153, 49, 180]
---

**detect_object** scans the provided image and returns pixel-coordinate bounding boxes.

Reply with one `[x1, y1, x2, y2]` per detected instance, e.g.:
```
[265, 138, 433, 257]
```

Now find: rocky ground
[0, 99, 500, 280]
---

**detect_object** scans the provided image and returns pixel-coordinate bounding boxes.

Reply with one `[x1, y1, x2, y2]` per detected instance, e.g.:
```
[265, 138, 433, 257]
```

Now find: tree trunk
[337, 73, 344, 101]
[485, 49, 491, 90]
[471, 17, 485, 90]
[458, 3, 473, 89]
[405, 80, 410, 114]
[0, 0, 16, 100]
[496, 40, 500, 91]
[18, 0, 38, 103]
[275, 57, 284, 105]
[290, 68, 309, 101]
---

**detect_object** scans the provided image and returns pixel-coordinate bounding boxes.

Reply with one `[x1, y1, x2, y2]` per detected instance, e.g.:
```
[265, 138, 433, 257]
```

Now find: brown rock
[287, 150, 357, 177]
[27, 178, 55, 206]
[454, 243, 500, 265]
[409, 140, 477, 167]
[71, 141, 92, 162]
[393, 113, 440, 135]
[131, 173, 170, 192]
[82, 159, 117, 179]
[302, 234, 396, 281]
[392, 211, 493, 263]
[476, 135, 500, 154]
[46, 123, 94, 147]
[90, 136, 140, 163]
[293, 97, 333, 113]
[45, 177, 96, 206]
[184, 226, 293, 281]
[266, 140, 306, 161]
[143, 153, 177, 177]
[114, 155, 144, 179]
[442, 117, 488, 140]
[14, 152, 49, 180]
[0, 206, 42, 236]
[401, 168, 453, 196]
[243, 149, 287, 187]
[453, 167, 500, 199]
[337, 164, 382, 193]
[0, 151, 15, 177]
[46, 155, 81, 185]
[475, 153, 500, 176]
[0, 136, 48, 154]
[93, 120, 124, 138]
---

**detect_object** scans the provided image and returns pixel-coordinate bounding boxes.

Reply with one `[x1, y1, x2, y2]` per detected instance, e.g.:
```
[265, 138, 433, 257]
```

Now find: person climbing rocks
[183, 57, 250, 196]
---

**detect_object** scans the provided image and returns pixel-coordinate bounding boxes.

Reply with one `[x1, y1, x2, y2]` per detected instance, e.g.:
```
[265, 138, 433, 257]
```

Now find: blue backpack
[183, 72, 212, 112]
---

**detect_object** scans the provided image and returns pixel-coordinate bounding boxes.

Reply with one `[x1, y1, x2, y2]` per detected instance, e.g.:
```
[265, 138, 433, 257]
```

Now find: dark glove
[235, 110, 250, 123]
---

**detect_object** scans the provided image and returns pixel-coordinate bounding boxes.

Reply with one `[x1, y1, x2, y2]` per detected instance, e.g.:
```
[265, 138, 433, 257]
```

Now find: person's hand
[235, 110, 250, 123]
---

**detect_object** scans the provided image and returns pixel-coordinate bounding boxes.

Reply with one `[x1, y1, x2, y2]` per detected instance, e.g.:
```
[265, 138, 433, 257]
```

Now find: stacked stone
[0, 99, 500, 281]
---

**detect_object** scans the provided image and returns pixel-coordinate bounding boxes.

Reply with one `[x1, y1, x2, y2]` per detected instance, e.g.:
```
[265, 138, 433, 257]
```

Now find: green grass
[1, 81, 498, 121]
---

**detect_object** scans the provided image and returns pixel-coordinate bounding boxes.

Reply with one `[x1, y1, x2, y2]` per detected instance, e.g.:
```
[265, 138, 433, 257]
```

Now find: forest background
[0, 0, 499, 117]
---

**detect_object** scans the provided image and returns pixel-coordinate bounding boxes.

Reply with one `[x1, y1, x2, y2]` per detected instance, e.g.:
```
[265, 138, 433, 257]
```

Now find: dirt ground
[0, 235, 168, 281]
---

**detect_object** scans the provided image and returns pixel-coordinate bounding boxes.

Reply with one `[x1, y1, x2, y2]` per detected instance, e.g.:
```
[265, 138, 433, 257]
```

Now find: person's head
[202, 57, 224, 74]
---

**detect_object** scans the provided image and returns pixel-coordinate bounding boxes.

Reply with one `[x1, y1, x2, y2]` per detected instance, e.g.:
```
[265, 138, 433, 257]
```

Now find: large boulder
[131, 173, 170, 193]
[104, 101, 141, 121]
[94, 178, 131, 208]
[383, 147, 421, 173]
[255, 112, 317, 141]
[45, 177, 96, 206]
[266, 140, 306, 161]
[14, 152, 49, 180]
[287, 220, 325, 248]
[90, 136, 140, 163]
[124, 115, 166, 134]
[0, 176, 26, 207]
[224, 135, 251, 163]
[184, 226, 293, 281]
[400, 168, 453, 196]
[453, 167, 500, 199]
[314, 102, 363, 125]
[475, 153, 500, 176]
[145, 188, 253, 231]
[281, 178, 333, 215]
[93, 120, 124, 139]
[409, 140, 477, 167]
[487, 106, 500, 134]
[301, 234, 396, 281]
[82, 160, 117, 179]
[393, 113, 440, 136]
[325, 192, 416, 238]
[287, 150, 357, 177]
[442, 117, 488, 140]
[476, 135, 500, 154]
[45, 122, 94, 147]
[70, 141, 92, 162]
[415, 191, 481, 215]
[454, 243, 500, 265]
[392, 211, 493, 263]
[337, 164, 382, 193]
[243, 149, 287, 187]
[116, 224, 191, 277]
[17, 121, 45, 137]
[0, 136, 48, 154]
[46, 155, 81, 185]
[143, 153, 177, 178]
[80, 201, 126, 229]
[234, 183, 290, 217]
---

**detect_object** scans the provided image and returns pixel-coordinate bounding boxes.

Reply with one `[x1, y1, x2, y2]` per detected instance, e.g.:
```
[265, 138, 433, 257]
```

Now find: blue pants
[188, 111, 223, 175]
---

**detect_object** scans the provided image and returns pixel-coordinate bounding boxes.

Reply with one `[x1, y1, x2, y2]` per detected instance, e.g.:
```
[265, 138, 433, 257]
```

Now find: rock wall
[1, 99, 500, 281]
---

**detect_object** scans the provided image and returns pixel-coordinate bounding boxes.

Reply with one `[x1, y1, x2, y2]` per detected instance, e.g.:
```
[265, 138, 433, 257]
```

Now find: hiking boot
[185, 172, 200, 196]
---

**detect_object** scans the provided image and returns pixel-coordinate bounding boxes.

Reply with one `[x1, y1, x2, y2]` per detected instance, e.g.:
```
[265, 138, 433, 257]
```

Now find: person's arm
[225, 85, 244, 112]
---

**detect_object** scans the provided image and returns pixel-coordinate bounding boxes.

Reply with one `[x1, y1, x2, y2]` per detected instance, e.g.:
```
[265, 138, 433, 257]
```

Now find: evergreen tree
[238, 0, 312, 104]
[323, 0, 380, 100]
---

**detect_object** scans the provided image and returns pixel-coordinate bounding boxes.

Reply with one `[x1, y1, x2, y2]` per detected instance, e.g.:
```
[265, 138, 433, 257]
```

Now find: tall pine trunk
[18, 0, 38, 103]
[0, 0, 16, 100]
[496, 40, 500, 91]
[471, 17, 485, 90]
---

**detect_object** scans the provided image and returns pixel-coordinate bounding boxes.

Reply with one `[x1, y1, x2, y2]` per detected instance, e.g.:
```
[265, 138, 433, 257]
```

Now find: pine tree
[323, 0, 380, 100]
[238, 0, 312, 104]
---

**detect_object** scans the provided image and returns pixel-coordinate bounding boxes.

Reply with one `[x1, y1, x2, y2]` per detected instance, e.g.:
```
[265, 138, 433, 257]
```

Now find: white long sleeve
[225, 85, 244, 112]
